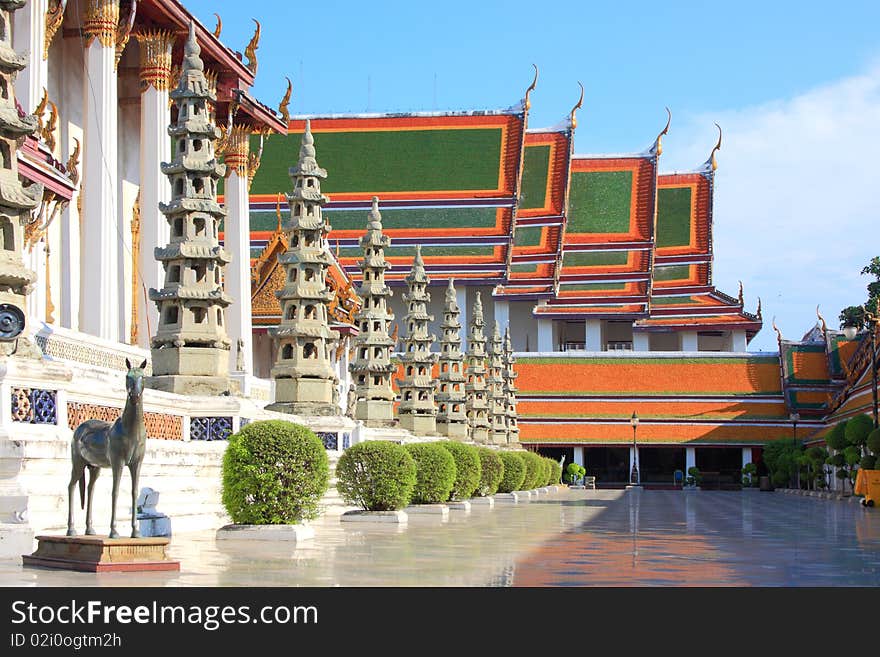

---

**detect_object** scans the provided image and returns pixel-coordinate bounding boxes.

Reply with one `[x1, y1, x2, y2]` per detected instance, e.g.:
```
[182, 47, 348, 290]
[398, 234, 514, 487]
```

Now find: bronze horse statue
[67, 359, 148, 539]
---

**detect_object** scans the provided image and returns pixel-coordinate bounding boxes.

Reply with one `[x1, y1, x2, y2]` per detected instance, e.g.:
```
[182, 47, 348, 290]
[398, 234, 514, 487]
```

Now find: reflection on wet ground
[513, 490, 880, 586]
[2, 489, 877, 587]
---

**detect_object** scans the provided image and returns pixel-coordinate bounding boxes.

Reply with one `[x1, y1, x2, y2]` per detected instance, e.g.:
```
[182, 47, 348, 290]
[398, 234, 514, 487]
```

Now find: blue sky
[187, 0, 880, 351]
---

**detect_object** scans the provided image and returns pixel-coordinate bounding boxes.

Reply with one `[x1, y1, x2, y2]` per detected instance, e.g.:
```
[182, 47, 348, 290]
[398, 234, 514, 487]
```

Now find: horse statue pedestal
[22, 535, 180, 572]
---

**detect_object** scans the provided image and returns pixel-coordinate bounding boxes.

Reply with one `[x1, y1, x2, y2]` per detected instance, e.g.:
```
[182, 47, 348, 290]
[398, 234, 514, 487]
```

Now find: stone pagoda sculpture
[148, 23, 231, 395]
[0, 0, 43, 357]
[503, 326, 520, 444]
[465, 291, 490, 443]
[435, 278, 468, 439]
[266, 120, 339, 415]
[349, 197, 396, 426]
[487, 321, 507, 444]
[395, 246, 437, 433]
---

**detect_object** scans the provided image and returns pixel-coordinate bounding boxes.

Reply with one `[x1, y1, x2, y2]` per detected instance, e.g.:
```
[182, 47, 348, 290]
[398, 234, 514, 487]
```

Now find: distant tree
[839, 256, 880, 328]
[839, 306, 865, 330]
[845, 414, 874, 456]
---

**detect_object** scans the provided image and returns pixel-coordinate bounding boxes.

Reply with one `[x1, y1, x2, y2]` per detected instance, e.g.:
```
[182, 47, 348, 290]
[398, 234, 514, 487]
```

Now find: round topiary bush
[860, 455, 877, 471]
[439, 441, 482, 500]
[541, 457, 555, 486]
[475, 447, 505, 496]
[867, 428, 880, 457]
[497, 451, 526, 493]
[336, 441, 417, 511]
[405, 442, 457, 504]
[221, 420, 329, 525]
[549, 459, 563, 485]
[520, 451, 545, 490]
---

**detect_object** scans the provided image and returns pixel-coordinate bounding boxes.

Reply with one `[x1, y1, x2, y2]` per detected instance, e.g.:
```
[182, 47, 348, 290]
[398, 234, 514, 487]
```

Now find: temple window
[358, 375, 366, 384]
[306, 178, 314, 188]
[408, 322, 414, 332]
[452, 404, 460, 412]
[0, 217, 13, 251]
[294, 205, 301, 217]
[164, 306, 179, 324]
[307, 205, 314, 216]
[439, 404, 447, 413]
[418, 391, 428, 401]
[193, 139, 202, 152]
[441, 363, 448, 373]
[175, 179, 184, 196]
[0, 79, 7, 100]
[454, 384, 460, 392]
[372, 321, 380, 331]
[289, 269, 297, 282]
[193, 178, 204, 194]
[292, 235, 299, 247]
[407, 344, 414, 352]
[192, 307, 207, 324]
[168, 265, 180, 283]
[359, 348, 367, 359]
[179, 140, 185, 153]
[452, 364, 459, 372]
[361, 321, 368, 331]
[373, 346, 383, 358]
[304, 268, 315, 281]
[373, 375, 382, 386]
[304, 305, 316, 320]
[404, 391, 412, 401]
[406, 366, 413, 375]
[286, 305, 297, 320]
[303, 343, 317, 359]
[364, 272, 370, 281]
[192, 102, 201, 116]
[418, 367, 426, 375]
[173, 218, 183, 237]
[282, 344, 293, 359]
[195, 263, 206, 283]
[217, 309, 223, 326]
[440, 384, 447, 392]
[194, 217, 206, 236]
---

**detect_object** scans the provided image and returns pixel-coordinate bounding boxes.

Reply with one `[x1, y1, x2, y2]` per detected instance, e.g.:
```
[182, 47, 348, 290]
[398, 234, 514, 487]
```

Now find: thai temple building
[1, 0, 878, 559]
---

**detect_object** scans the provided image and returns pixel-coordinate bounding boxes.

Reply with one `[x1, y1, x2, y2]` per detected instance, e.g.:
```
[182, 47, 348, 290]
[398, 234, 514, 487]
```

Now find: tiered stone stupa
[148, 22, 231, 395]
[487, 321, 507, 444]
[503, 326, 520, 444]
[435, 278, 468, 439]
[465, 291, 490, 443]
[0, 0, 43, 356]
[349, 197, 396, 426]
[395, 246, 437, 433]
[266, 120, 339, 415]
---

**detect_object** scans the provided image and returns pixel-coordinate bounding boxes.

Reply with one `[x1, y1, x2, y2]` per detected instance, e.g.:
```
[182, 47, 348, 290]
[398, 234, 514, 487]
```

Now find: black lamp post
[630, 411, 640, 485]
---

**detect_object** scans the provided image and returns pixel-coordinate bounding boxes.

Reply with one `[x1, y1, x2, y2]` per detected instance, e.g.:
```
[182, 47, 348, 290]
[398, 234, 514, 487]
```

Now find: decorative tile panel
[67, 402, 183, 440]
[190, 416, 233, 441]
[316, 432, 338, 450]
[11, 388, 57, 425]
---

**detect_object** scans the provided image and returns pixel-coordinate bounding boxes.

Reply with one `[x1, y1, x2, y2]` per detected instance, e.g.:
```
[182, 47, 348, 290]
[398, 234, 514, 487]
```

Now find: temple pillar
[633, 331, 649, 352]
[223, 127, 253, 375]
[731, 330, 747, 353]
[537, 318, 553, 352]
[686, 447, 696, 472]
[681, 331, 698, 352]
[135, 30, 174, 349]
[12, 0, 48, 113]
[494, 299, 509, 333]
[585, 319, 602, 351]
[742, 447, 752, 467]
[573, 446, 584, 467]
[80, 0, 120, 342]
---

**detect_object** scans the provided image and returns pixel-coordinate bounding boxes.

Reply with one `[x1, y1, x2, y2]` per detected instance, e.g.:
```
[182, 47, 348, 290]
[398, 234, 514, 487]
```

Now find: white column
[629, 446, 640, 483]
[731, 330, 747, 353]
[494, 300, 509, 334]
[224, 162, 254, 375]
[537, 318, 553, 352]
[585, 318, 602, 351]
[456, 286, 468, 351]
[26, 243, 46, 323]
[136, 31, 175, 348]
[633, 331, 650, 352]
[686, 447, 696, 472]
[573, 446, 584, 467]
[681, 331, 698, 352]
[741, 447, 752, 468]
[80, 15, 120, 342]
[12, 0, 48, 114]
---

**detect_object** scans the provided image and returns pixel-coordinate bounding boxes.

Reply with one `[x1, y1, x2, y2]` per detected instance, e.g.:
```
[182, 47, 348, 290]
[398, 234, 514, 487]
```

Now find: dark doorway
[638, 447, 685, 485]
[696, 447, 743, 489]
[537, 447, 573, 471]
[584, 447, 630, 486]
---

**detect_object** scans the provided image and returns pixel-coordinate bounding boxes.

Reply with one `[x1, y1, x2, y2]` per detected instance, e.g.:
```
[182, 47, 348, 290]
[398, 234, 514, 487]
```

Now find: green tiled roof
[251, 129, 503, 195]
[510, 263, 540, 274]
[520, 145, 550, 210]
[560, 283, 628, 291]
[654, 264, 690, 281]
[567, 170, 632, 234]
[651, 295, 695, 305]
[248, 207, 501, 233]
[564, 251, 628, 267]
[513, 226, 543, 247]
[656, 187, 692, 248]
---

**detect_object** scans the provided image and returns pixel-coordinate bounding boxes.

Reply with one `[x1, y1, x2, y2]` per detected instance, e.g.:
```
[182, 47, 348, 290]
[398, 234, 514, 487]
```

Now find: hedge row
[336, 442, 562, 511]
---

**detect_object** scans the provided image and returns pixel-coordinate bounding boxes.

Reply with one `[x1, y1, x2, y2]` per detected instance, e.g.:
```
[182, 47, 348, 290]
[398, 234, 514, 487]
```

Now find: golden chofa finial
[212, 13, 222, 38]
[279, 77, 292, 125]
[654, 107, 671, 155]
[245, 19, 261, 76]
[756, 297, 762, 320]
[737, 280, 744, 305]
[816, 304, 828, 337]
[570, 81, 584, 130]
[772, 316, 782, 344]
[709, 122, 722, 171]
[524, 64, 538, 111]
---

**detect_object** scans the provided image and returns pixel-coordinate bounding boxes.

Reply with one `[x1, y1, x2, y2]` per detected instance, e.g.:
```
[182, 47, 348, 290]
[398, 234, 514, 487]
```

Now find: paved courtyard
[2, 489, 878, 587]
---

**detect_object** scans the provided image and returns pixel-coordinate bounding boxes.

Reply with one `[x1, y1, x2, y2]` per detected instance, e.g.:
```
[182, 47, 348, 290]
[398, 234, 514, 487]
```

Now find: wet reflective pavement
[2, 489, 878, 587]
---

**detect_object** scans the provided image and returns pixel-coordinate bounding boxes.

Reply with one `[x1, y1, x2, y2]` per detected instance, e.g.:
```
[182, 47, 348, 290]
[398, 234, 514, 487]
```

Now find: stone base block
[448, 500, 471, 513]
[493, 493, 518, 504]
[399, 414, 437, 435]
[490, 431, 508, 445]
[356, 400, 394, 426]
[437, 422, 469, 440]
[265, 401, 338, 416]
[404, 504, 449, 520]
[0, 524, 34, 561]
[470, 428, 490, 444]
[469, 496, 494, 508]
[340, 510, 407, 524]
[151, 346, 228, 377]
[146, 374, 231, 396]
[273, 378, 335, 407]
[216, 524, 315, 541]
[22, 535, 180, 572]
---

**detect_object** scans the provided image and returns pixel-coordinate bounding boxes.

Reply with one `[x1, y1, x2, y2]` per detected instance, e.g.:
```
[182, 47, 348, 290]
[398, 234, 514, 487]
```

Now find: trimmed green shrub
[475, 448, 505, 496]
[845, 414, 873, 449]
[565, 462, 586, 484]
[336, 441, 416, 511]
[497, 451, 526, 493]
[540, 458, 554, 486]
[686, 466, 702, 487]
[439, 441, 482, 500]
[867, 428, 880, 456]
[520, 451, 544, 490]
[405, 443, 456, 504]
[549, 459, 563, 485]
[772, 470, 790, 488]
[825, 421, 848, 451]
[860, 455, 877, 471]
[221, 420, 329, 525]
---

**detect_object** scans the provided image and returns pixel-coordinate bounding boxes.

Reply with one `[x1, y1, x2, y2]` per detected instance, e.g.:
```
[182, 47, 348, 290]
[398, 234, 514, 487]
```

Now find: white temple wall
[117, 53, 140, 345]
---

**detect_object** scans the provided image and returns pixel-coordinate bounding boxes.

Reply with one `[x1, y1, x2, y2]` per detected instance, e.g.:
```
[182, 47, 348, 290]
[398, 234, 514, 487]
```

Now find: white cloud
[660, 64, 880, 351]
